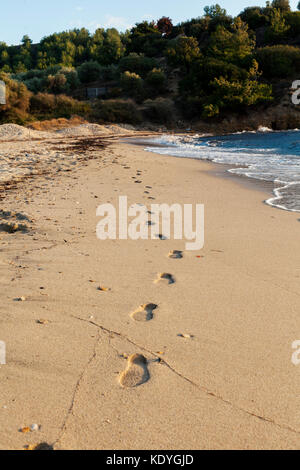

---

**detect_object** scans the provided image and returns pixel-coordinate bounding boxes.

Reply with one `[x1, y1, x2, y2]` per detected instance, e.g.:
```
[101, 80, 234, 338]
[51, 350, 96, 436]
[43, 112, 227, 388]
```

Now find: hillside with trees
[1, 0, 300, 131]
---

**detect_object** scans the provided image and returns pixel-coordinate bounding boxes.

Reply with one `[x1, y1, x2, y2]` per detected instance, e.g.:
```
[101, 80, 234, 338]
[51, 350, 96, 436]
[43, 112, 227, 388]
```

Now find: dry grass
[28, 116, 88, 131]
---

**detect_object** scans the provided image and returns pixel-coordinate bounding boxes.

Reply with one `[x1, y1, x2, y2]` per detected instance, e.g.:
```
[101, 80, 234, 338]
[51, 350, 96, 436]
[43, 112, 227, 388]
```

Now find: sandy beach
[0, 131, 299, 450]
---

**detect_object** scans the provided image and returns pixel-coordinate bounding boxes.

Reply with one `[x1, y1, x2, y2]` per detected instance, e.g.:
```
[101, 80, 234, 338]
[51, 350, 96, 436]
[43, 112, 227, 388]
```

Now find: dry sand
[0, 131, 299, 450]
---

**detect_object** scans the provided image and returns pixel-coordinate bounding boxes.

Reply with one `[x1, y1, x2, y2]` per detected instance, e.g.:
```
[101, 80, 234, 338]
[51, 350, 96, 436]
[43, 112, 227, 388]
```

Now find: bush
[30, 92, 56, 113]
[119, 53, 158, 78]
[0, 73, 31, 124]
[120, 71, 144, 101]
[143, 98, 176, 124]
[24, 77, 44, 93]
[30, 92, 90, 118]
[92, 99, 141, 124]
[255, 45, 300, 78]
[77, 61, 102, 83]
[145, 68, 167, 95]
[284, 11, 300, 37]
[239, 7, 268, 30]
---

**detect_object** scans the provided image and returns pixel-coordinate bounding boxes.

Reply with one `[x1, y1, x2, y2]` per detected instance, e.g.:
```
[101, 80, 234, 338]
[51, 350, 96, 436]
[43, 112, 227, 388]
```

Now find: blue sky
[1, 0, 299, 45]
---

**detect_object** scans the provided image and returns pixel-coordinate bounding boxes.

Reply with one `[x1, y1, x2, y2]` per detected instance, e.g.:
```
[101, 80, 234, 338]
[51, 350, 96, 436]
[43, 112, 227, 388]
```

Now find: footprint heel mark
[119, 354, 150, 388]
[155, 273, 175, 285]
[168, 250, 183, 259]
[131, 303, 158, 322]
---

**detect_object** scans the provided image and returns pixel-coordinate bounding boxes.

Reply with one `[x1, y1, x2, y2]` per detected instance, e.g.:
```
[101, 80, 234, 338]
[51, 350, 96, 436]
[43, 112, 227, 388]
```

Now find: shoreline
[126, 136, 298, 215]
[0, 137, 299, 450]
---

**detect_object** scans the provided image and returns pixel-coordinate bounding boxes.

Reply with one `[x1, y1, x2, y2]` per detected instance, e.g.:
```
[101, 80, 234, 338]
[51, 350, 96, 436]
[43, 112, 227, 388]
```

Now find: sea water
[145, 129, 300, 212]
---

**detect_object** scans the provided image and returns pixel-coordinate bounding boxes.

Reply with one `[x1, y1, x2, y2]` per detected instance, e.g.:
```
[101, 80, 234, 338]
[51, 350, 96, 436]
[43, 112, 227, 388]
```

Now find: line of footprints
[119, 249, 183, 389]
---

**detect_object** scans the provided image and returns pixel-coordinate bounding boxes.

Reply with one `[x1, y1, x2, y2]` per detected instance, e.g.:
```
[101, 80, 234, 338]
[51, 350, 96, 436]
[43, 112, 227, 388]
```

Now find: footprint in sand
[168, 250, 183, 259]
[156, 234, 168, 240]
[119, 354, 150, 388]
[155, 273, 175, 285]
[131, 303, 158, 322]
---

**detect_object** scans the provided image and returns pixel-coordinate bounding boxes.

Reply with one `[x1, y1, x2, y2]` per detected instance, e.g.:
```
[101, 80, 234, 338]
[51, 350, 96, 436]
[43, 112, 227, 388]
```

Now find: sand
[0, 133, 299, 450]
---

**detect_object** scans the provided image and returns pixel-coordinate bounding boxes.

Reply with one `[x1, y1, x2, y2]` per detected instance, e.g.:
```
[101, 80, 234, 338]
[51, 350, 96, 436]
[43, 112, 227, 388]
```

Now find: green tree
[166, 36, 201, 71]
[271, 0, 291, 11]
[204, 4, 227, 18]
[265, 8, 290, 43]
[145, 68, 167, 95]
[120, 71, 144, 101]
[208, 18, 255, 65]
[77, 61, 102, 83]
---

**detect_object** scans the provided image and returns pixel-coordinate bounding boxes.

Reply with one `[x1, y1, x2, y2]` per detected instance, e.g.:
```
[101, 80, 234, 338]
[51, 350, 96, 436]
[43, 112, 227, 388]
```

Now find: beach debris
[177, 334, 195, 340]
[97, 286, 111, 292]
[36, 319, 49, 325]
[0, 222, 28, 234]
[15, 296, 26, 302]
[24, 442, 53, 451]
[30, 424, 40, 432]
[20, 424, 40, 434]
[168, 250, 183, 259]
[20, 427, 31, 434]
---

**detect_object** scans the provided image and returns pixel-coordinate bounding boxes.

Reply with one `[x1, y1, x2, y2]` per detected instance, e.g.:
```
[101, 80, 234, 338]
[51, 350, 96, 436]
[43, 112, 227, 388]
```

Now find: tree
[204, 4, 227, 18]
[120, 71, 144, 101]
[119, 53, 157, 77]
[208, 18, 255, 65]
[146, 68, 167, 95]
[166, 36, 201, 71]
[265, 8, 290, 43]
[77, 61, 102, 83]
[157, 17, 173, 36]
[239, 7, 268, 30]
[128, 21, 164, 56]
[271, 0, 291, 11]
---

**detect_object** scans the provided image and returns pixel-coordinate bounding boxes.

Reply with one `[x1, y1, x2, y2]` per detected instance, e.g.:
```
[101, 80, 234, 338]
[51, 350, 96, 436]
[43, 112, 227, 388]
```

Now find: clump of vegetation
[255, 45, 300, 78]
[0, 73, 31, 124]
[0, 1, 299, 127]
[30, 92, 90, 119]
[92, 99, 142, 124]
[143, 98, 176, 124]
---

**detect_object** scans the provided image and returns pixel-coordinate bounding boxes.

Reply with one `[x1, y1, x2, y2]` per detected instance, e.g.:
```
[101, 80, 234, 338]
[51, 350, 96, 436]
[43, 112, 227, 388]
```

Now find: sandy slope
[0, 138, 299, 450]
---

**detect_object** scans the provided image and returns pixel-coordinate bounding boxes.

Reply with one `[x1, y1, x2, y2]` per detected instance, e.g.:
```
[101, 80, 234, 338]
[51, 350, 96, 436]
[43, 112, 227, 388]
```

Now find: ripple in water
[145, 129, 300, 212]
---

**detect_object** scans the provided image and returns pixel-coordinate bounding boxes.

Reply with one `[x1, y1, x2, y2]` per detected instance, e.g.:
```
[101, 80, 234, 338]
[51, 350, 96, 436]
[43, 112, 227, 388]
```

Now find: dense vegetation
[1, 0, 300, 127]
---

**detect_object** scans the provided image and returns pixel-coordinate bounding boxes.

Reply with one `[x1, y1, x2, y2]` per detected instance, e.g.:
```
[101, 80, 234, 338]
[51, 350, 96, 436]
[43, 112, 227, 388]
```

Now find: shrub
[30, 92, 90, 118]
[119, 53, 158, 78]
[284, 11, 300, 37]
[145, 68, 167, 95]
[24, 77, 44, 93]
[77, 61, 102, 83]
[30, 92, 56, 113]
[120, 71, 144, 101]
[255, 45, 300, 78]
[143, 98, 176, 124]
[0, 73, 31, 123]
[92, 99, 142, 124]
[239, 7, 269, 30]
